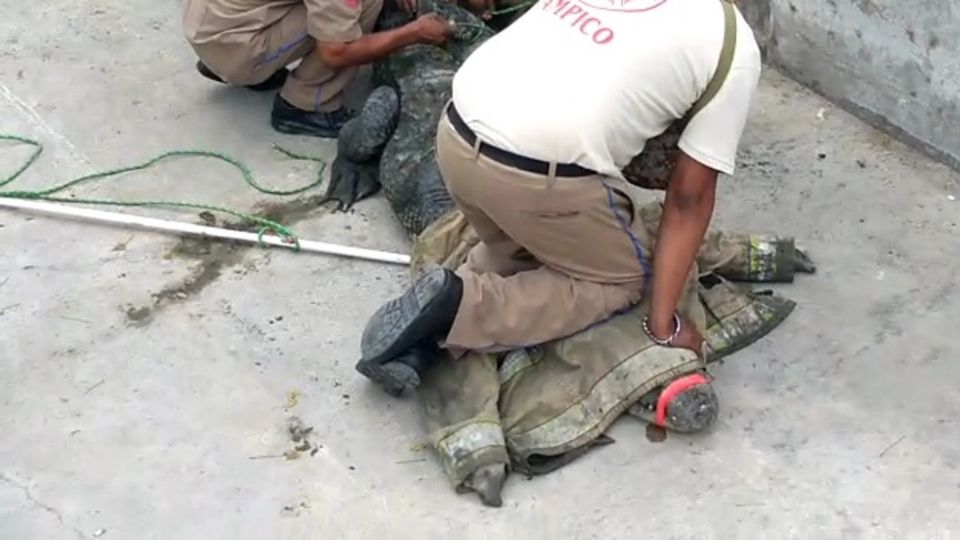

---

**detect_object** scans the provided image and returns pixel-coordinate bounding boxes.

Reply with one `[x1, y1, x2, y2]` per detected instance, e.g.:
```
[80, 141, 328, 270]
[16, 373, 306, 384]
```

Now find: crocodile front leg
[322, 86, 400, 211]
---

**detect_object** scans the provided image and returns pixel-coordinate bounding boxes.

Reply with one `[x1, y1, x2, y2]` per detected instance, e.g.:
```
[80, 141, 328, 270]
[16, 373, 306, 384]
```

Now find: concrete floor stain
[123, 197, 333, 326]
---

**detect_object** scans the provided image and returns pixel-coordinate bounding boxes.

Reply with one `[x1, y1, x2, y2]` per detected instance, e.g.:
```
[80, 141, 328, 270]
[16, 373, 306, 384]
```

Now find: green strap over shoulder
[686, 0, 738, 118]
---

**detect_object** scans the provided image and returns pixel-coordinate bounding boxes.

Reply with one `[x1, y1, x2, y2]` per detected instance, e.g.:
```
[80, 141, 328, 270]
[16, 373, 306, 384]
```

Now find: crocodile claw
[321, 156, 382, 212]
[462, 464, 507, 508]
[793, 247, 816, 274]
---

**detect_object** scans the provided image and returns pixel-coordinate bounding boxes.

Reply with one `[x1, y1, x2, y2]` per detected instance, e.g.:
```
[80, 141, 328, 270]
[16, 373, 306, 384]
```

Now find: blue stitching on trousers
[603, 184, 651, 290]
[255, 33, 310, 67]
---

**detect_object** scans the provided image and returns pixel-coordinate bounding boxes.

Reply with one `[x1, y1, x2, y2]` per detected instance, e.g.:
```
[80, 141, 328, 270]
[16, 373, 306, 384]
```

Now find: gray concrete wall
[738, 0, 960, 170]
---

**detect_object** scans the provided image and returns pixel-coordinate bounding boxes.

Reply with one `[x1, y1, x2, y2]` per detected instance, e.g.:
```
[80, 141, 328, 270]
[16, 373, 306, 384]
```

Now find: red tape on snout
[655, 373, 709, 427]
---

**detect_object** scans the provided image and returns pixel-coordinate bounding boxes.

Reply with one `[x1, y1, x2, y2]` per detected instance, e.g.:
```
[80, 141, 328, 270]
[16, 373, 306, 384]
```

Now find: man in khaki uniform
[182, 0, 456, 137]
[356, 0, 761, 391]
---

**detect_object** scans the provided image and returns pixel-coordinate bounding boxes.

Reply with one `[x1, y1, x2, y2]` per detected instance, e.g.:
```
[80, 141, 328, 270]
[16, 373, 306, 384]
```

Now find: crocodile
[319, 0, 490, 234]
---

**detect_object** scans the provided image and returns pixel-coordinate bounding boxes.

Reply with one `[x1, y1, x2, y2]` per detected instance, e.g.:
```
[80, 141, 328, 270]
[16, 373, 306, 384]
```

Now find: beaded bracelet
[642, 313, 681, 346]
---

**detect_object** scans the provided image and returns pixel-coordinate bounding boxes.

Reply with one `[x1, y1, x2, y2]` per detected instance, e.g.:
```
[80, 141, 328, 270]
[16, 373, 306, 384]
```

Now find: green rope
[0, 134, 43, 189]
[454, 2, 534, 43]
[491, 0, 535, 15]
[0, 134, 330, 250]
[455, 22, 494, 42]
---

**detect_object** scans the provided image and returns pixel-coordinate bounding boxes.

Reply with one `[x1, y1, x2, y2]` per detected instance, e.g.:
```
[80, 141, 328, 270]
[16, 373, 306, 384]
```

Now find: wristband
[643, 313, 681, 346]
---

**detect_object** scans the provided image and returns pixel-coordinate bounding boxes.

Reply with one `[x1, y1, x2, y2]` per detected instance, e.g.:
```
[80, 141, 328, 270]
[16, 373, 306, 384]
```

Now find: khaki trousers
[183, 0, 381, 112]
[434, 113, 655, 352]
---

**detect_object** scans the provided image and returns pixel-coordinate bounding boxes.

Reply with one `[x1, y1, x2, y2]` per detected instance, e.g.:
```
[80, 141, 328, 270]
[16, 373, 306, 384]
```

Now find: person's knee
[198, 45, 277, 86]
[217, 62, 269, 86]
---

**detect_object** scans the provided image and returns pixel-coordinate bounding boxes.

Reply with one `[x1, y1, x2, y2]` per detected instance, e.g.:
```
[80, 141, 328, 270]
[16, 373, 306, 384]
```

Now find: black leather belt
[446, 103, 595, 178]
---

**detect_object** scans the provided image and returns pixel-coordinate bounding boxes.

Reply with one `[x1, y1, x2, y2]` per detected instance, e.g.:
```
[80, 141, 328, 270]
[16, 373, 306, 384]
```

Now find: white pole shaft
[0, 197, 411, 266]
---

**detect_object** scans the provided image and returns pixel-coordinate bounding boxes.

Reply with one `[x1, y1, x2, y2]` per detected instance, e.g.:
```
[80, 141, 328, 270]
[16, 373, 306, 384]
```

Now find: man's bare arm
[646, 151, 718, 349]
[317, 14, 453, 69]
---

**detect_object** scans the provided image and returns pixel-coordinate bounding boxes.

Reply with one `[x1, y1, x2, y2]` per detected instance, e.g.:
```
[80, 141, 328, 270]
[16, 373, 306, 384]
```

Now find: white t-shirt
[450, 0, 761, 177]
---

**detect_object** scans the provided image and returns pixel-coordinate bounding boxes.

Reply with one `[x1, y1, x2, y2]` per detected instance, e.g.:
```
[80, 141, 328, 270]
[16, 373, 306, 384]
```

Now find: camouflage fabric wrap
[413, 202, 804, 483]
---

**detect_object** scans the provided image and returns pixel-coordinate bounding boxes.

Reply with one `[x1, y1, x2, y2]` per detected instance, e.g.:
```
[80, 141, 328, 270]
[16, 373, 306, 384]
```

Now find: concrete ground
[2, 2, 959, 539]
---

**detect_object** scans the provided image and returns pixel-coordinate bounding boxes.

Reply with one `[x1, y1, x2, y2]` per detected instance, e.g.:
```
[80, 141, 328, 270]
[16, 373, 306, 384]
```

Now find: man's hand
[316, 11, 455, 69]
[672, 317, 705, 359]
[647, 314, 705, 360]
[410, 13, 456, 45]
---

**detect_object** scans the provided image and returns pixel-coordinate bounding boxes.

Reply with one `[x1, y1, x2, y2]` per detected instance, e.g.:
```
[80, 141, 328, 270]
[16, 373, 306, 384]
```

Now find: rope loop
[0, 133, 331, 252]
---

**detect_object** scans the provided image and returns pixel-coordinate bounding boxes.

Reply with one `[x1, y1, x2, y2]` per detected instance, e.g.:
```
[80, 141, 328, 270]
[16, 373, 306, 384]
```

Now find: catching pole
[0, 197, 411, 266]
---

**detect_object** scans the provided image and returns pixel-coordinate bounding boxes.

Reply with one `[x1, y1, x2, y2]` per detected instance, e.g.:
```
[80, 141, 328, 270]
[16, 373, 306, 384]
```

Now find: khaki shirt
[184, 0, 366, 44]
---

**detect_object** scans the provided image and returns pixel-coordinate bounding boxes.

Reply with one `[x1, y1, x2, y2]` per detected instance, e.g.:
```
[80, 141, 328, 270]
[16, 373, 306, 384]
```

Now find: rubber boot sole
[355, 360, 420, 397]
[359, 266, 456, 367]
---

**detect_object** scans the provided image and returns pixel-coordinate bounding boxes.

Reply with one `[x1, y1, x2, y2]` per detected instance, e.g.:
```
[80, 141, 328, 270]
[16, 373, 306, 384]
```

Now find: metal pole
[0, 197, 411, 266]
